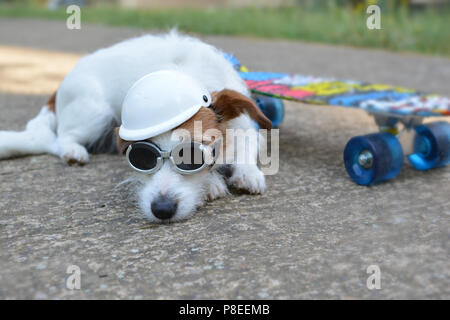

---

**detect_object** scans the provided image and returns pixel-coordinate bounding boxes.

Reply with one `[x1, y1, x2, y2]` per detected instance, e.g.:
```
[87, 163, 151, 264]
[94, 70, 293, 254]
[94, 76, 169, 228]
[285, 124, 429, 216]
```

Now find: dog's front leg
[225, 115, 266, 194]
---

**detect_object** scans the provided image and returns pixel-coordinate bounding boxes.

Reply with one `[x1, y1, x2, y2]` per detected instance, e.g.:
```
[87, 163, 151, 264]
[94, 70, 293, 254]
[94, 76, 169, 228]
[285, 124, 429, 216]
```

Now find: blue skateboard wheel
[254, 95, 285, 128]
[344, 132, 404, 185]
[408, 121, 450, 170]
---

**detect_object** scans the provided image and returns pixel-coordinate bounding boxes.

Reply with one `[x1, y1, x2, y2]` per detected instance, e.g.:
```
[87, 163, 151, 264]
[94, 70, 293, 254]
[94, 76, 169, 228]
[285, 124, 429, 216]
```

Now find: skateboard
[224, 53, 450, 185]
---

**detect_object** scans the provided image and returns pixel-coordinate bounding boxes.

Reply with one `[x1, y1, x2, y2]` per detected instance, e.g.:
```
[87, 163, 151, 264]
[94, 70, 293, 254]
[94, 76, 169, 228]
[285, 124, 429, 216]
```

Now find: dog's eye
[203, 95, 208, 103]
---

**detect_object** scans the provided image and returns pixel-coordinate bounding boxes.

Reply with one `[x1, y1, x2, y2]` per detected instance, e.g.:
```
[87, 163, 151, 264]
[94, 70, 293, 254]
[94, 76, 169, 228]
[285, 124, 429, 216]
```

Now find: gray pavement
[0, 18, 449, 299]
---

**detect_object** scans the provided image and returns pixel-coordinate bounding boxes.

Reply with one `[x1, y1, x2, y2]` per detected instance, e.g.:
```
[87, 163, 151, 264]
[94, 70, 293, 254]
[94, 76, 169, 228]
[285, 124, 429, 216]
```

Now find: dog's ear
[210, 89, 272, 129]
[114, 127, 131, 155]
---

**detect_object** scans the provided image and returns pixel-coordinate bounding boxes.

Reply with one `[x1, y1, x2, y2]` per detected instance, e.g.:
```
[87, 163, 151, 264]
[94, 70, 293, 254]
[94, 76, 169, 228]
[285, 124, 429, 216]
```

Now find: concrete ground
[0, 18, 449, 299]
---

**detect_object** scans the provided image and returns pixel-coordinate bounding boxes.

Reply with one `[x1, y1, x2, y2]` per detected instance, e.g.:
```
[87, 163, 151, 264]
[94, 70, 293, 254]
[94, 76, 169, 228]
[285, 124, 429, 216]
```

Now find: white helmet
[119, 70, 211, 141]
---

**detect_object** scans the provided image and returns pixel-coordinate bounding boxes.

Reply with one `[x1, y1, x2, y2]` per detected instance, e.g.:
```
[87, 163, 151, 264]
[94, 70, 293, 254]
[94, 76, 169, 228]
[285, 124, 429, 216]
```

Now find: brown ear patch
[115, 127, 131, 155]
[175, 107, 225, 144]
[47, 91, 57, 113]
[211, 89, 272, 130]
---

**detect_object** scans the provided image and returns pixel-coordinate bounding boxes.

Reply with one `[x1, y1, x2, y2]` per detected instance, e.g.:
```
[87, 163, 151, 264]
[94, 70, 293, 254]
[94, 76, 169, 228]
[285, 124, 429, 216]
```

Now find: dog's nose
[151, 195, 178, 220]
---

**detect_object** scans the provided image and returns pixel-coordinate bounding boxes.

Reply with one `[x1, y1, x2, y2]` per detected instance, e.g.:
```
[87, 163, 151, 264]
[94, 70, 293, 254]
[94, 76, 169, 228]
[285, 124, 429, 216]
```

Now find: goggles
[125, 141, 220, 175]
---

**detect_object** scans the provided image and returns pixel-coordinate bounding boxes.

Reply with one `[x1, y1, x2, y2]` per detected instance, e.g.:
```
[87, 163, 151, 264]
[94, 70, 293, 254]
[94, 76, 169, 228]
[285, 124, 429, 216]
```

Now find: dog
[0, 31, 272, 222]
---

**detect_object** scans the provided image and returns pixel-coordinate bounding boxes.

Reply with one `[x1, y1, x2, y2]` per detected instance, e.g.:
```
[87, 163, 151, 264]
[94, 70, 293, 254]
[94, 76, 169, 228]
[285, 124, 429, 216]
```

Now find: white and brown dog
[0, 32, 271, 222]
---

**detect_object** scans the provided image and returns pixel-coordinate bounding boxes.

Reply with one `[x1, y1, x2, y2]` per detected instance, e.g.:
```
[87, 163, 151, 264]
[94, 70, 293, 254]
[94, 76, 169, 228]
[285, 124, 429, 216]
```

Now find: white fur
[0, 32, 266, 222]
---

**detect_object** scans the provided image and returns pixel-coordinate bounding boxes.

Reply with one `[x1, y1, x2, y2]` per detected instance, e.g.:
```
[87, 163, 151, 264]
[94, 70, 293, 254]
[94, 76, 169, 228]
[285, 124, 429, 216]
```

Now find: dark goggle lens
[172, 143, 205, 171]
[128, 143, 160, 171]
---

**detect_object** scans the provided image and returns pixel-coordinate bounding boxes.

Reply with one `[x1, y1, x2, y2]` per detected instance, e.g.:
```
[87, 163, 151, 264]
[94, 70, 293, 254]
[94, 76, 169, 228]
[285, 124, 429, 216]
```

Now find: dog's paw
[228, 165, 266, 194]
[59, 143, 89, 165]
[206, 176, 229, 201]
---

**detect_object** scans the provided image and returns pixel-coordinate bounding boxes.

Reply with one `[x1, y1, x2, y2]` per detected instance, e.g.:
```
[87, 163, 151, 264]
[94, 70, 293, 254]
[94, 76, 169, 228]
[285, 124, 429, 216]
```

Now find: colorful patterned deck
[240, 71, 450, 117]
[224, 53, 450, 117]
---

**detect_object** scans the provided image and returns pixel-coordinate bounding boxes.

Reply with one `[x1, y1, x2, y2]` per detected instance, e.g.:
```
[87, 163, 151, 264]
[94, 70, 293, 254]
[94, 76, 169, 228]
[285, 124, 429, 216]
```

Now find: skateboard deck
[224, 54, 450, 118]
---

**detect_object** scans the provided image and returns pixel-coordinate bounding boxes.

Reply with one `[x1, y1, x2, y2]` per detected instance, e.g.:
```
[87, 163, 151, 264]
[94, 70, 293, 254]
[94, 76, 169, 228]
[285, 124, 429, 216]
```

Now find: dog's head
[116, 89, 271, 222]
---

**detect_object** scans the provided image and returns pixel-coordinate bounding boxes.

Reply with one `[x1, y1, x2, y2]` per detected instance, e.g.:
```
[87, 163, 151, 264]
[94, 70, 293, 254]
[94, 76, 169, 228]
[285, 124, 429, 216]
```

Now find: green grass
[1, 5, 449, 57]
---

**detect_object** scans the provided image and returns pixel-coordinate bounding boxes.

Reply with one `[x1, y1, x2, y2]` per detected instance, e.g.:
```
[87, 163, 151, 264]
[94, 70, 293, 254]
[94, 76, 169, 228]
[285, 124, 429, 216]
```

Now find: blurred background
[0, 0, 449, 56]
